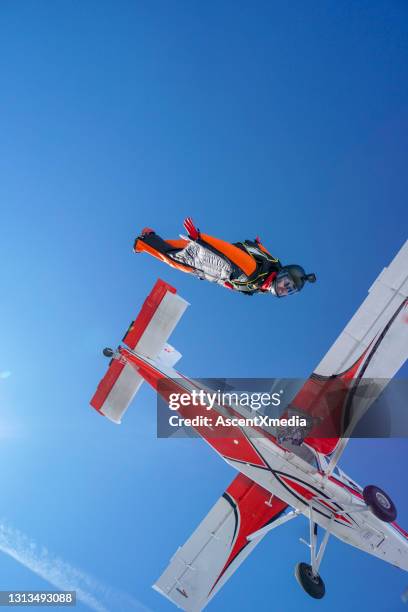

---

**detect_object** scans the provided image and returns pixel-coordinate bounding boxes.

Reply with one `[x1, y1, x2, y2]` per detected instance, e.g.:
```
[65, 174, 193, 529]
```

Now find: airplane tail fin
[90, 279, 189, 423]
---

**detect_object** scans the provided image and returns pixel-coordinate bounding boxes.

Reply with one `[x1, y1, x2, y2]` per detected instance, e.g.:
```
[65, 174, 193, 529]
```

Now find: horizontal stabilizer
[90, 358, 143, 424]
[90, 279, 188, 423]
[122, 279, 189, 359]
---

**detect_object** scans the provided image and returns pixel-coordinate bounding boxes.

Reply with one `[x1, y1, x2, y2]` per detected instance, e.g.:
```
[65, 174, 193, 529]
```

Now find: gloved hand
[183, 217, 200, 240]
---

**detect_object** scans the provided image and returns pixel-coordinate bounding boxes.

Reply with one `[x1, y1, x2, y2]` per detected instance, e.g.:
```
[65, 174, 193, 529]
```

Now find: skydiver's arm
[254, 236, 280, 262]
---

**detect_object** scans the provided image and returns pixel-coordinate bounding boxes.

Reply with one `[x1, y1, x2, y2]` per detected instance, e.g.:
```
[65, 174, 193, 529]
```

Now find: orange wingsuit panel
[199, 233, 257, 276]
[257, 241, 273, 257]
[165, 239, 189, 249]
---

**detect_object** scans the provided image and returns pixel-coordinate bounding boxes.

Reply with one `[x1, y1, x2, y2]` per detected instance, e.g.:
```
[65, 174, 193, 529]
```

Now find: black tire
[103, 347, 114, 358]
[363, 485, 397, 523]
[295, 562, 325, 599]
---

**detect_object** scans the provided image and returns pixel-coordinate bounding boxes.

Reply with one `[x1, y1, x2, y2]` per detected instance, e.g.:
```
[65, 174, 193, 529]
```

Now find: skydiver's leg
[134, 232, 186, 257]
[133, 232, 196, 274]
[136, 233, 233, 283]
[135, 229, 238, 284]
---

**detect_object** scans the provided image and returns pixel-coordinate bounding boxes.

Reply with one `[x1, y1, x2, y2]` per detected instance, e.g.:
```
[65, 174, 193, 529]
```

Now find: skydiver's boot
[141, 227, 155, 237]
[133, 228, 155, 252]
[133, 230, 194, 275]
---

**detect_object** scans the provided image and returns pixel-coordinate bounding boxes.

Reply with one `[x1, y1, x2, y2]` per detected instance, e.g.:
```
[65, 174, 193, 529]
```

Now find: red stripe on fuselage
[124, 350, 269, 469]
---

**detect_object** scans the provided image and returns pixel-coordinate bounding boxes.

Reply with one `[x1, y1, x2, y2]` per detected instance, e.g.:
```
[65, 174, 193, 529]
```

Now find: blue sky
[1, 1, 408, 610]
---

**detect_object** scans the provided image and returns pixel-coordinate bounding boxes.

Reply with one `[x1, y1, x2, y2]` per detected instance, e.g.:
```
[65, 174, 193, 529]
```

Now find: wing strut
[247, 509, 300, 542]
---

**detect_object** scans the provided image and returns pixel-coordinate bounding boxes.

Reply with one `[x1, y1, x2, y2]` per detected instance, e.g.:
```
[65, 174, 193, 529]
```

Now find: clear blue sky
[1, 1, 408, 610]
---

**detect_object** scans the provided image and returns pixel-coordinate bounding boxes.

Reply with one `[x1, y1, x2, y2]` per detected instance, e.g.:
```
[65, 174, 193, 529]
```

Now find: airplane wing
[153, 473, 291, 611]
[291, 240, 408, 466]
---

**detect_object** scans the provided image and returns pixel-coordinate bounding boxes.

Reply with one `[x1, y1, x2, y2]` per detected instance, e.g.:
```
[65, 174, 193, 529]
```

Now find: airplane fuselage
[123, 346, 408, 574]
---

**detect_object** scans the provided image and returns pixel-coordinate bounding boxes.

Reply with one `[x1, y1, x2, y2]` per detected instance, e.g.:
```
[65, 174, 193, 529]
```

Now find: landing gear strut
[295, 507, 332, 599]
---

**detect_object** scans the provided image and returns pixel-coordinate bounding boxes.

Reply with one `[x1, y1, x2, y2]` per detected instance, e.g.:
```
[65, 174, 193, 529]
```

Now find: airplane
[90, 240, 408, 610]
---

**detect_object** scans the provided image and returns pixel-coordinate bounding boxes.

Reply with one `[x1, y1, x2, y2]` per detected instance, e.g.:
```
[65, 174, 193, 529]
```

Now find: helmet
[272, 265, 316, 297]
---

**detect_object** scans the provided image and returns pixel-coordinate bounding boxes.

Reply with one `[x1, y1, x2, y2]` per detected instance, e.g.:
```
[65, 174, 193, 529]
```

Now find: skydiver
[133, 217, 316, 297]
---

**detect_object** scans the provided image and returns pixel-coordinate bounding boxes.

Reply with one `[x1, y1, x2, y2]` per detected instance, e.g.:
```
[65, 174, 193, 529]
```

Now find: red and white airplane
[90, 241, 408, 609]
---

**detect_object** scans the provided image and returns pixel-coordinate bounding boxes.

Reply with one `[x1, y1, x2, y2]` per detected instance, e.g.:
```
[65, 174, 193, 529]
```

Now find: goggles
[274, 270, 299, 297]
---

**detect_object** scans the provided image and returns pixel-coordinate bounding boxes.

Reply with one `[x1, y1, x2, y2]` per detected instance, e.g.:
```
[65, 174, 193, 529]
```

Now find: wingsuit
[133, 218, 316, 297]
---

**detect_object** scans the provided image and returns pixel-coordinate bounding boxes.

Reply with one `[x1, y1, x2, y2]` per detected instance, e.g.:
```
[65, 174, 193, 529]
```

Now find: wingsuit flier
[133, 217, 316, 297]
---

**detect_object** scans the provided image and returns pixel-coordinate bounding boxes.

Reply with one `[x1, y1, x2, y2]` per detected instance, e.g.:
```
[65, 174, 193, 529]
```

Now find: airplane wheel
[295, 562, 325, 599]
[103, 347, 114, 358]
[363, 485, 397, 522]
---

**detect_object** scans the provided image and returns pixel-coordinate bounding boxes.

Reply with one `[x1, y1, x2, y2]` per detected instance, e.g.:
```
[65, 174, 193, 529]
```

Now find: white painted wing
[300, 240, 408, 461]
[316, 240, 408, 378]
[153, 474, 288, 611]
